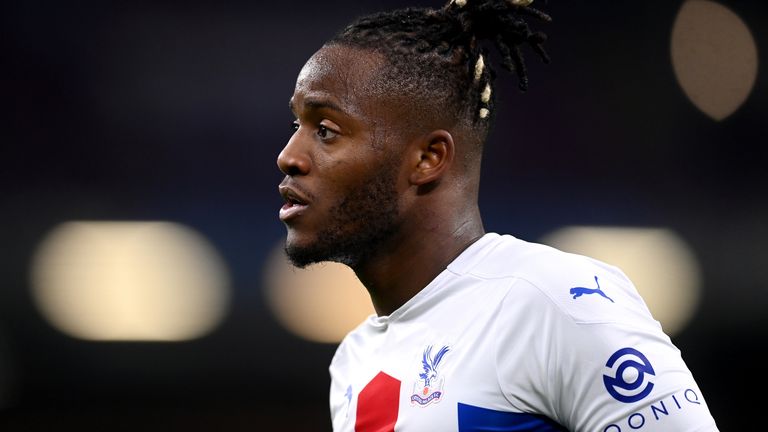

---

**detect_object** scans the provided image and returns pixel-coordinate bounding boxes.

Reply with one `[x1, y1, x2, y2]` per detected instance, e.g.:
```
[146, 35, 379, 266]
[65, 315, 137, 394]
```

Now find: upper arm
[493, 277, 719, 432]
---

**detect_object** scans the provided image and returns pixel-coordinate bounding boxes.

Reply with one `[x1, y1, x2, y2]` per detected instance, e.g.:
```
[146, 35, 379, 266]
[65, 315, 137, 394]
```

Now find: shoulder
[465, 234, 655, 326]
[466, 233, 627, 284]
[478, 236, 718, 431]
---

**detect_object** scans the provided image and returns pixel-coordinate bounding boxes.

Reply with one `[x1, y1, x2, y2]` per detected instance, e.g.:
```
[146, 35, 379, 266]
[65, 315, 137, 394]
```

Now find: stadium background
[3, 0, 766, 430]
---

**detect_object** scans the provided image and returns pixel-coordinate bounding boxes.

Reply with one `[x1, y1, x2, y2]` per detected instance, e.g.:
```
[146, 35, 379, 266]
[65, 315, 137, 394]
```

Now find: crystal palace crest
[410, 345, 450, 406]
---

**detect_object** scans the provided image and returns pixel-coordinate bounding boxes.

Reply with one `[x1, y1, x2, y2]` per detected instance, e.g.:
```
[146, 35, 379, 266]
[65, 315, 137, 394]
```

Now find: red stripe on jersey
[355, 371, 401, 432]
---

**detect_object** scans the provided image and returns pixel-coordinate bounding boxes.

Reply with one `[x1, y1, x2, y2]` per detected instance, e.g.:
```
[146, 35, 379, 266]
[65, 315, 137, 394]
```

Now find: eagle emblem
[411, 345, 450, 406]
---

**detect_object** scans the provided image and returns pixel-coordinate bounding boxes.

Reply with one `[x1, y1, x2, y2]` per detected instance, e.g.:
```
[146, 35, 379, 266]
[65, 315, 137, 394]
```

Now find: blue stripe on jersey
[457, 403, 568, 431]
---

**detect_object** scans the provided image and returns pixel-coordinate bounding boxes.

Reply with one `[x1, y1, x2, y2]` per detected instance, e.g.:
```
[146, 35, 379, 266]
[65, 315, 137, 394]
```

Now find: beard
[285, 156, 400, 269]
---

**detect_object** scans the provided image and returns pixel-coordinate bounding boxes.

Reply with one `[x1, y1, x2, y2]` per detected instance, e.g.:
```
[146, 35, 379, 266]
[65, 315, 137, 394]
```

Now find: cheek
[316, 152, 377, 191]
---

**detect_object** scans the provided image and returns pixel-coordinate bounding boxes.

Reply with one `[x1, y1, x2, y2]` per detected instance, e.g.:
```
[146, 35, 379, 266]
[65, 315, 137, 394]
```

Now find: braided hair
[326, 0, 551, 148]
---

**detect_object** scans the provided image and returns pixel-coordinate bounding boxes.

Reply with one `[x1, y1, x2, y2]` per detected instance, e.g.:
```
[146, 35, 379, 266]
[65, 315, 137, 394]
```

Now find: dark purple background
[3, 1, 766, 430]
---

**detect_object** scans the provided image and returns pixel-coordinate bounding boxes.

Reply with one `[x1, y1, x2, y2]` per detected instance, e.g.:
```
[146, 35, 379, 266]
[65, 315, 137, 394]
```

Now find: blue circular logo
[602, 347, 655, 403]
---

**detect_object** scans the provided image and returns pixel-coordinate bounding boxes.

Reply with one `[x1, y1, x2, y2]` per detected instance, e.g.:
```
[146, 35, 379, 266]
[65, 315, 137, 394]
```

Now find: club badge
[410, 345, 450, 406]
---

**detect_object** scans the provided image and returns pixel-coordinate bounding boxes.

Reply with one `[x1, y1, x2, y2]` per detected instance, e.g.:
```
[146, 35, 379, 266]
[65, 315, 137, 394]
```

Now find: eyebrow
[289, 97, 347, 116]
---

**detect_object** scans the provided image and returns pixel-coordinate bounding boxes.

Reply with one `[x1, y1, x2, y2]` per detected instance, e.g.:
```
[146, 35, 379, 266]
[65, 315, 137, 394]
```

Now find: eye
[290, 121, 299, 133]
[317, 124, 339, 141]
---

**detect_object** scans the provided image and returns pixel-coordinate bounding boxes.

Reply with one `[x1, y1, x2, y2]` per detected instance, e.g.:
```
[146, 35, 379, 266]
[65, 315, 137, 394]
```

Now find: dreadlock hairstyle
[326, 0, 551, 152]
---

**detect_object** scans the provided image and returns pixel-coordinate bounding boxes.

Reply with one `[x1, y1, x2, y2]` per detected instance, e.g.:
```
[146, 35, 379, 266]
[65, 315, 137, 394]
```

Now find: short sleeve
[494, 278, 719, 432]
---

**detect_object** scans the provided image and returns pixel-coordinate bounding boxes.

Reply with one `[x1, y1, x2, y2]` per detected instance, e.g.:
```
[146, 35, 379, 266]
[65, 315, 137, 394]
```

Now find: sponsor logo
[570, 275, 615, 303]
[602, 388, 705, 431]
[603, 347, 655, 403]
[410, 345, 450, 407]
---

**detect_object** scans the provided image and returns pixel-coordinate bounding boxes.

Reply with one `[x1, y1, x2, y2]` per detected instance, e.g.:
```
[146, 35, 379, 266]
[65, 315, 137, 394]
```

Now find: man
[277, 0, 719, 430]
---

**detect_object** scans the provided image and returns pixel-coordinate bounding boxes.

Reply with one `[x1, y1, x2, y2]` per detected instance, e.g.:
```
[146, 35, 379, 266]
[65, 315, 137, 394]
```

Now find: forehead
[292, 44, 386, 116]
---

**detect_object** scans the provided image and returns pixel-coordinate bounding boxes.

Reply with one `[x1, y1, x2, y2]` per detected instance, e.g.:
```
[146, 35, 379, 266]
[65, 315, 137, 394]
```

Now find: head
[277, 0, 550, 268]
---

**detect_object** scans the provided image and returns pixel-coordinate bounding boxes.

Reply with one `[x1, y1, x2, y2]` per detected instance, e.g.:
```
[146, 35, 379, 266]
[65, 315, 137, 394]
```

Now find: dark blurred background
[2, 0, 766, 430]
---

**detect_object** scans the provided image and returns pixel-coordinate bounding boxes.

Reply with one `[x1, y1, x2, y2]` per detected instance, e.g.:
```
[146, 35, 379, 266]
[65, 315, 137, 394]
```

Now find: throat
[353, 227, 485, 316]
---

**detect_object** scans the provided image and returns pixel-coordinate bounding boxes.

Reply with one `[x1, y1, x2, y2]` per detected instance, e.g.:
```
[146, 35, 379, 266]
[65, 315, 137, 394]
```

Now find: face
[277, 45, 405, 268]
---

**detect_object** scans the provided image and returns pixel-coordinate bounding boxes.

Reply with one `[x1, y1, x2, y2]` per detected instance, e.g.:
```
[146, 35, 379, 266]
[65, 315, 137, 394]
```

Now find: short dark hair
[327, 0, 551, 151]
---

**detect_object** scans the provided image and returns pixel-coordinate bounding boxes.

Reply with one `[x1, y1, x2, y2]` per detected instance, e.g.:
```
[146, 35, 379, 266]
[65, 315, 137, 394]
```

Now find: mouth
[278, 184, 310, 222]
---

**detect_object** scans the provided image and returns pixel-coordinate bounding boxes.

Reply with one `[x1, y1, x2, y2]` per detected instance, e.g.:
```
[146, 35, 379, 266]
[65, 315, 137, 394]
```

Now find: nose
[277, 131, 311, 176]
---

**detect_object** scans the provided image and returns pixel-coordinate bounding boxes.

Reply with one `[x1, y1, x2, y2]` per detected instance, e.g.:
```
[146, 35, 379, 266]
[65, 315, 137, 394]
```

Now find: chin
[284, 231, 310, 251]
[284, 233, 361, 269]
[283, 232, 322, 268]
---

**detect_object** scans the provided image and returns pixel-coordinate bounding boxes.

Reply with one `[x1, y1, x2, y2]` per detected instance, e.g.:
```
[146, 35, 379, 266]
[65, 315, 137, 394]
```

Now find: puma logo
[570, 276, 614, 303]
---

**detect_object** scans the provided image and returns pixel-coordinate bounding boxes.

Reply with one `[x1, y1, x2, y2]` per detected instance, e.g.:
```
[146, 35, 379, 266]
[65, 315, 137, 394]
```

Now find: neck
[351, 204, 485, 316]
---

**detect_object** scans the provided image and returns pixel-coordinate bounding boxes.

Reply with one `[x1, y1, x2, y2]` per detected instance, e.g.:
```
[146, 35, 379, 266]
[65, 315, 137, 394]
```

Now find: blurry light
[671, 0, 758, 121]
[31, 221, 231, 341]
[264, 243, 374, 343]
[541, 226, 701, 336]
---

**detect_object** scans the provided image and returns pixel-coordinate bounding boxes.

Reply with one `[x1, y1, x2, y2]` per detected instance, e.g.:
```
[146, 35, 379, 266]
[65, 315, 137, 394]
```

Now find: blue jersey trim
[457, 403, 568, 431]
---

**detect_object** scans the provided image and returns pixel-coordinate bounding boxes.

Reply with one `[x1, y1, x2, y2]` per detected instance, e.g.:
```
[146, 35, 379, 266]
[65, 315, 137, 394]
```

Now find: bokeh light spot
[671, 0, 758, 121]
[31, 221, 231, 341]
[264, 242, 374, 344]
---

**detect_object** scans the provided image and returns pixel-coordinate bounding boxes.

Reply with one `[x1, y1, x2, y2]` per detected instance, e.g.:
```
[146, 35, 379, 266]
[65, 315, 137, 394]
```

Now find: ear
[408, 130, 455, 186]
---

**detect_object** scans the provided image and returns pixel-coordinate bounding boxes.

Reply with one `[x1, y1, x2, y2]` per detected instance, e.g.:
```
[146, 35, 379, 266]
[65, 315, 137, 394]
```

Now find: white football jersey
[329, 233, 719, 431]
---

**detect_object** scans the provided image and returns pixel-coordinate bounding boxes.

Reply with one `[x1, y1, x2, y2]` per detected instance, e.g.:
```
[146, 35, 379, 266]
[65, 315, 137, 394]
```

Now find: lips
[278, 182, 311, 222]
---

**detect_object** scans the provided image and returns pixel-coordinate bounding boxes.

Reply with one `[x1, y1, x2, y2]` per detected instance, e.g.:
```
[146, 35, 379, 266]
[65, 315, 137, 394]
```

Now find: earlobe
[408, 130, 455, 186]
